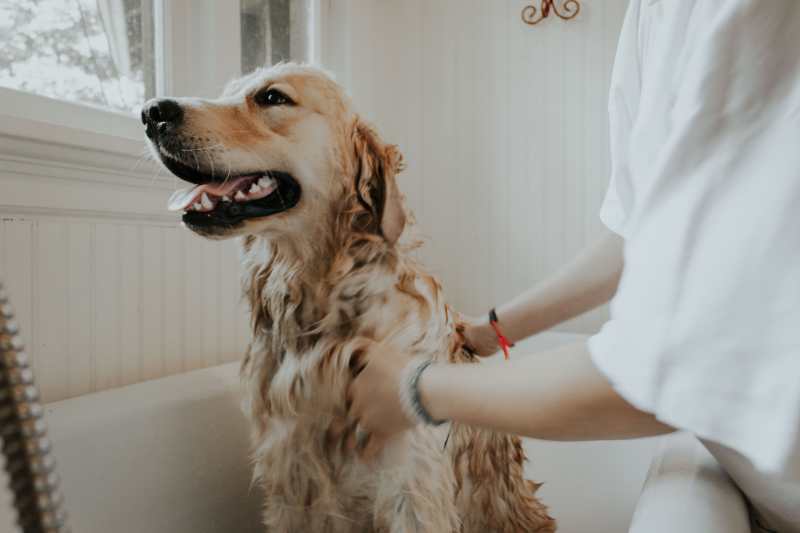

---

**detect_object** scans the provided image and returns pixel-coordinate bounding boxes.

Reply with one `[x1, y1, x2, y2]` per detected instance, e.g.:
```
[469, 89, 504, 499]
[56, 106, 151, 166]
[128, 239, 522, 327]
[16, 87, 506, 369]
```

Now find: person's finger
[455, 322, 475, 351]
[342, 419, 359, 452]
[354, 425, 371, 453]
[348, 347, 368, 378]
[346, 422, 371, 452]
[360, 433, 386, 462]
[344, 385, 354, 412]
[326, 416, 348, 444]
[346, 378, 366, 419]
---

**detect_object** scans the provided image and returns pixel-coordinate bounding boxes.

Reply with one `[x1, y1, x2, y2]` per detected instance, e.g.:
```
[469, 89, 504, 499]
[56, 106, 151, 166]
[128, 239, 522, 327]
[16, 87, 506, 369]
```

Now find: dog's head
[143, 63, 405, 244]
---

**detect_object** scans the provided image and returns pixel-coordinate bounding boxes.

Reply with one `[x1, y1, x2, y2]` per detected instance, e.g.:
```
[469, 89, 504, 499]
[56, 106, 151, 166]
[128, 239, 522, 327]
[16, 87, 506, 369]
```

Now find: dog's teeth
[201, 193, 213, 209]
[222, 196, 231, 202]
[192, 202, 202, 211]
[235, 190, 247, 201]
[249, 183, 262, 194]
[258, 176, 275, 189]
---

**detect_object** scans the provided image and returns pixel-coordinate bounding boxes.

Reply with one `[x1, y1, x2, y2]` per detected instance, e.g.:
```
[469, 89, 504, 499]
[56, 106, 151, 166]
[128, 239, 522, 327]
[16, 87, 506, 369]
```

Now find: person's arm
[347, 339, 674, 450]
[465, 229, 624, 355]
[420, 341, 673, 440]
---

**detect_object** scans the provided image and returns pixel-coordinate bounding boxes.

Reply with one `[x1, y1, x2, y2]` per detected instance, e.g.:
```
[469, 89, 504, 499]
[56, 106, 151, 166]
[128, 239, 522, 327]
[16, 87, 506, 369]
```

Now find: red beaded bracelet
[488, 308, 514, 360]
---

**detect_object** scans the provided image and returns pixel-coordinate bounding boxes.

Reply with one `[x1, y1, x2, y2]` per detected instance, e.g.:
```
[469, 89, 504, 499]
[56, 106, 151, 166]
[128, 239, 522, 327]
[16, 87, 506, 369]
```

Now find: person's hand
[460, 315, 499, 357]
[346, 343, 416, 459]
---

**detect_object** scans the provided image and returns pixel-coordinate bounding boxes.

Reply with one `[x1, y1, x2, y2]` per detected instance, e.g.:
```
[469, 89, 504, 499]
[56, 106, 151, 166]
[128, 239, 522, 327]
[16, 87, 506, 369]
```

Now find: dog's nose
[142, 98, 184, 139]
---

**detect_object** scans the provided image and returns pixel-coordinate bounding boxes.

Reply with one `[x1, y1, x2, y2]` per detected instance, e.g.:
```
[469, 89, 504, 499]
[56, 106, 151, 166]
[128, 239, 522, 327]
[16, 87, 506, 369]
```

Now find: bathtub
[0, 332, 751, 532]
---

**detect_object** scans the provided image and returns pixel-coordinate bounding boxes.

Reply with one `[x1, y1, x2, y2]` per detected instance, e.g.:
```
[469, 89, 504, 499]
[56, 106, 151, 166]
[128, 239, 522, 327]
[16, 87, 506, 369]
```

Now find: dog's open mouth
[165, 162, 301, 229]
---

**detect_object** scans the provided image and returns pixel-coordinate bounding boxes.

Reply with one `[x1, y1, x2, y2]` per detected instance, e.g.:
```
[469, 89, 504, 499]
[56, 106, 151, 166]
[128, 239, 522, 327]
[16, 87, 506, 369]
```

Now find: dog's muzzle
[140, 98, 302, 233]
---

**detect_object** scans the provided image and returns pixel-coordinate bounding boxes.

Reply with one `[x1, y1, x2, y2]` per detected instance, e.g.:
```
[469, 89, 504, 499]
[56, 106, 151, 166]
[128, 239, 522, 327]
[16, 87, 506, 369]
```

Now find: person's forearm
[419, 341, 673, 441]
[492, 229, 624, 343]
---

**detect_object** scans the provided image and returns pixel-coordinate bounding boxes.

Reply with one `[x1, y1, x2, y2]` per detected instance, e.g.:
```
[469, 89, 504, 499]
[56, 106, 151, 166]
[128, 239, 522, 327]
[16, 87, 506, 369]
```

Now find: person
[346, 0, 800, 531]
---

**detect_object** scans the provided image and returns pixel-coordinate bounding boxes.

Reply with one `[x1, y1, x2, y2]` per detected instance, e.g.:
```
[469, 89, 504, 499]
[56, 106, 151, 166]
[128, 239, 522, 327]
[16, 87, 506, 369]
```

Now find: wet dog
[143, 63, 555, 532]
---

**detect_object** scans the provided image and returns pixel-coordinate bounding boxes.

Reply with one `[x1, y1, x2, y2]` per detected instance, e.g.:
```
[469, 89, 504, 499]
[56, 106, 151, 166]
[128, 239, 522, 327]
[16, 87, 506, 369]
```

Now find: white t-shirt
[588, 1, 800, 530]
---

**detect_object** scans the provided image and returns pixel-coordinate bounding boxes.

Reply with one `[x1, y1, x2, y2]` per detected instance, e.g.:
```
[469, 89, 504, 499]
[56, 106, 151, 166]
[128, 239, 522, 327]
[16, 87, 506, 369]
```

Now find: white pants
[704, 440, 800, 533]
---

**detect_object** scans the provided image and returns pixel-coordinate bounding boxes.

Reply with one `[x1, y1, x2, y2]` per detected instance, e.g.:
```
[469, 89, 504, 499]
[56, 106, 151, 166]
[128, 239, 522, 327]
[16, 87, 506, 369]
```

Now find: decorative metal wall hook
[521, 0, 581, 26]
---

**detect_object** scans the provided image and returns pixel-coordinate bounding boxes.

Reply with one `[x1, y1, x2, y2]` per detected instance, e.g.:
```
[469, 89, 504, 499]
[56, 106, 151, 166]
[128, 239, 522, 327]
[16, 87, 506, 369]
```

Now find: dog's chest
[249, 271, 453, 438]
[322, 267, 449, 348]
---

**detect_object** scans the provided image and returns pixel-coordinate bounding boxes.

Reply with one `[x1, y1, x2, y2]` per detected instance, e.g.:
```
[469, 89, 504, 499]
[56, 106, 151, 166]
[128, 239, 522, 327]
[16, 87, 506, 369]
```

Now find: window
[0, 0, 156, 114]
[240, 0, 315, 74]
[0, 0, 322, 155]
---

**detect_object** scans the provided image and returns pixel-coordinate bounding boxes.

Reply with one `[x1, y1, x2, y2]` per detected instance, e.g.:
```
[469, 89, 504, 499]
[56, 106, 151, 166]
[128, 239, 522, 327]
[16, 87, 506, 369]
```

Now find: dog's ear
[352, 119, 406, 244]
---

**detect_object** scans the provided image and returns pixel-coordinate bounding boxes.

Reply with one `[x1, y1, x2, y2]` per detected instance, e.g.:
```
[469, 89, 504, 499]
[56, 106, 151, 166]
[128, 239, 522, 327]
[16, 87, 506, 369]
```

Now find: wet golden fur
[158, 63, 555, 532]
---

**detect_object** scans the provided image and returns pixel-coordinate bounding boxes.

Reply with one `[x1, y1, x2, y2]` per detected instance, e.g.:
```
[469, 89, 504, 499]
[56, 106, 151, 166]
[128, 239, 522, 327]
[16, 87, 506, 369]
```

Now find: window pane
[0, 0, 156, 114]
[241, 0, 313, 74]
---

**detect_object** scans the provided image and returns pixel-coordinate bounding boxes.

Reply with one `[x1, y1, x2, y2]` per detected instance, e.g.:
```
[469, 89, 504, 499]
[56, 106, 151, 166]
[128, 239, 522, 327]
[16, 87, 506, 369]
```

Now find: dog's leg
[256, 418, 378, 533]
[370, 428, 460, 533]
[448, 425, 556, 533]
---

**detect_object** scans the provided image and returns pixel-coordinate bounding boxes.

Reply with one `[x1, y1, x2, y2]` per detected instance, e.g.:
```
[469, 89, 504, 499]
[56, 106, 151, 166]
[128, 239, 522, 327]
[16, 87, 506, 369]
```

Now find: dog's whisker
[191, 152, 201, 172]
[149, 165, 164, 186]
[180, 143, 225, 153]
[143, 154, 167, 185]
[132, 147, 164, 187]
[276, 186, 287, 210]
[223, 158, 233, 186]
[131, 150, 149, 173]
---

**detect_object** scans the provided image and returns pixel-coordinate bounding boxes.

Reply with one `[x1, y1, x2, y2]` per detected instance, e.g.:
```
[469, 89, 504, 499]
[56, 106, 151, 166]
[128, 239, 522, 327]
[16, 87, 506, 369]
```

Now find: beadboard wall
[335, 0, 627, 332]
[0, 140, 251, 403]
[0, 0, 627, 402]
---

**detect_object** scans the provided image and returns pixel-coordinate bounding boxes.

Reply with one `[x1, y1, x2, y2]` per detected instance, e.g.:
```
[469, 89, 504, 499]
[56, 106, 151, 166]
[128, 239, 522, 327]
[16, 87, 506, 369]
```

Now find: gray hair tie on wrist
[399, 358, 446, 426]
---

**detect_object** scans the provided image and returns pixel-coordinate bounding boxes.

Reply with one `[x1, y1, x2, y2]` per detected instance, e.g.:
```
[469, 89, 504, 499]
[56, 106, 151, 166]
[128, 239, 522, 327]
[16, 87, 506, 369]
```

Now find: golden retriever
[143, 63, 555, 532]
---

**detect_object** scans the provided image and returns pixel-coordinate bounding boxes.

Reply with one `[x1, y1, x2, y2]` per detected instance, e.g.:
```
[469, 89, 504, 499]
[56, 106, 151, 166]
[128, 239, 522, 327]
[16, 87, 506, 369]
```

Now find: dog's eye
[254, 88, 293, 107]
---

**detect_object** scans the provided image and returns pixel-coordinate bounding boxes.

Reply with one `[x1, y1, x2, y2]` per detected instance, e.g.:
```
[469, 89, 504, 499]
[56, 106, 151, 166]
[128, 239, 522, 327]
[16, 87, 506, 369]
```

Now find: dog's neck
[240, 220, 404, 357]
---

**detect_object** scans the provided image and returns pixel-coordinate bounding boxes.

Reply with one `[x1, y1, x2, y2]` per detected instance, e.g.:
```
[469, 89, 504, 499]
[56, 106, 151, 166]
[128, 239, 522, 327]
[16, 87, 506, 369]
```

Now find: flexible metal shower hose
[0, 283, 69, 533]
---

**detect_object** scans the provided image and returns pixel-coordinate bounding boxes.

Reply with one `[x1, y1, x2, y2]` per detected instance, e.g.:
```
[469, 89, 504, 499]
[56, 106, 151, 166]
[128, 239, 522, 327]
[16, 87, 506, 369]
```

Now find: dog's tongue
[167, 175, 257, 211]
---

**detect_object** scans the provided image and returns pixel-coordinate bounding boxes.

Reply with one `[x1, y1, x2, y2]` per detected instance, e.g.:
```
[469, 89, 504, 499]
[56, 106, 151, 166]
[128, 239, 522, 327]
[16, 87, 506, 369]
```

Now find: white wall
[0, 127, 250, 403]
[0, 0, 628, 402]
[329, 0, 627, 332]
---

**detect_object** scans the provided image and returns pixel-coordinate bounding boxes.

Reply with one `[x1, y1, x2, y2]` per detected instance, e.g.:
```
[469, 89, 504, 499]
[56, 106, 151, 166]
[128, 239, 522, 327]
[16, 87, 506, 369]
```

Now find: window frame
[0, 0, 324, 164]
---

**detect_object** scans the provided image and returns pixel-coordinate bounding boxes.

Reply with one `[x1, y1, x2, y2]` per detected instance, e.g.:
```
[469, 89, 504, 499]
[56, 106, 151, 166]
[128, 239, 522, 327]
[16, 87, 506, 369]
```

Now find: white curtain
[97, 0, 132, 77]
